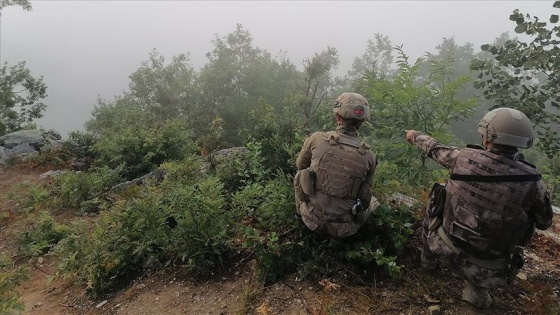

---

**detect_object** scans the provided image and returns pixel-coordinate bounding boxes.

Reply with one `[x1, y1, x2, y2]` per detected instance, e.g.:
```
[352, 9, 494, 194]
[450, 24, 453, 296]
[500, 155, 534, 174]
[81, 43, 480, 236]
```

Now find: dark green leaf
[480, 44, 490, 51]
[551, 14, 559, 23]
[515, 25, 527, 33]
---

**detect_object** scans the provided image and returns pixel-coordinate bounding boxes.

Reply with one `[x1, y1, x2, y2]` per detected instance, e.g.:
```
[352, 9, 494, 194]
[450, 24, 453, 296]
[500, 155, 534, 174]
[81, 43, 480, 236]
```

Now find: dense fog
[1, 1, 554, 136]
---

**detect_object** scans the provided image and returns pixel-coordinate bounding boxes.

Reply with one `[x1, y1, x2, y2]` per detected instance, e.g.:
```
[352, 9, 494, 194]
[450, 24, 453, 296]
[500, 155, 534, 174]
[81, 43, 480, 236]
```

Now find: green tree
[419, 37, 490, 145]
[366, 46, 477, 184]
[0, 61, 47, 135]
[298, 46, 340, 132]
[127, 50, 196, 122]
[197, 24, 301, 146]
[471, 2, 560, 156]
[349, 33, 394, 94]
[470, 0, 560, 200]
[0, 0, 31, 10]
[86, 49, 196, 136]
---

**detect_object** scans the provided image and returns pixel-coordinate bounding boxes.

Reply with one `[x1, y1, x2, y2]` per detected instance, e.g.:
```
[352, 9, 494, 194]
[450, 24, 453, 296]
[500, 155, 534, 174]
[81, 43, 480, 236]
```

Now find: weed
[17, 211, 70, 257]
[0, 253, 27, 315]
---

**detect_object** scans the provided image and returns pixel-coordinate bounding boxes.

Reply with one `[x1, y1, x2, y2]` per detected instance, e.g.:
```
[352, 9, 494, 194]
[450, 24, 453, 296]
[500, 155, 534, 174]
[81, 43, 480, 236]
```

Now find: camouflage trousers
[422, 208, 513, 289]
[295, 191, 379, 239]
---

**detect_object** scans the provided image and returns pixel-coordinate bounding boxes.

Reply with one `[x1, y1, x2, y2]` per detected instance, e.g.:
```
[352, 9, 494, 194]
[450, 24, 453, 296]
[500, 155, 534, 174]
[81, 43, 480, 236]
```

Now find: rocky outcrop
[0, 129, 62, 165]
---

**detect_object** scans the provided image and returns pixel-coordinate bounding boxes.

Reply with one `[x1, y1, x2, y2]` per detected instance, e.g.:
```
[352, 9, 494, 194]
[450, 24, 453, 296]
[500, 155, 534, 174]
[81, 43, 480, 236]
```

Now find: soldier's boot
[462, 281, 492, 309]
[421, 241, 436, 274]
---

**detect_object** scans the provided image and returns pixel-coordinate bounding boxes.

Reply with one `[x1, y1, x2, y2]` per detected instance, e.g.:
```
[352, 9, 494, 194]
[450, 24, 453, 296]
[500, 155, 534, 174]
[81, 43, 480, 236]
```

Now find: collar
[336, 125, 359, 138]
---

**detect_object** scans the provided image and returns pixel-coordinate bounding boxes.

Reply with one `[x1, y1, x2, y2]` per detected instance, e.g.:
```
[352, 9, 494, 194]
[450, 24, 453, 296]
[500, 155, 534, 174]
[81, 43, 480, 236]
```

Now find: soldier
[294, 92, 378, 248]
[405, 107, 553, 309]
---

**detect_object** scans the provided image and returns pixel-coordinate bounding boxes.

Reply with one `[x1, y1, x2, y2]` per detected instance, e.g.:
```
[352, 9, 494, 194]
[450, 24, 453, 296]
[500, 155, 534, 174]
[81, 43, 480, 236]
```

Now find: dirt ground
[1, 163, 559, 315]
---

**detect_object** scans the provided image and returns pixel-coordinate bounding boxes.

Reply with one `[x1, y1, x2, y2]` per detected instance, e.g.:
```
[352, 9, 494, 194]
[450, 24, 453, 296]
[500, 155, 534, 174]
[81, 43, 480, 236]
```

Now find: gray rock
[109, 169, 167, 193]
[39, 170, 69, 179]
[211, 147, 249, 166]
[0, 129, 63, 165]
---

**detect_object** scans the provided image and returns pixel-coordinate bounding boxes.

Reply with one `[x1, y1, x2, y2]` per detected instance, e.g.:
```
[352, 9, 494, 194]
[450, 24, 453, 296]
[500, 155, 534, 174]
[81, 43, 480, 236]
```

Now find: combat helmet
[478, 107, 534, 149]
[333, 93, 370, 121]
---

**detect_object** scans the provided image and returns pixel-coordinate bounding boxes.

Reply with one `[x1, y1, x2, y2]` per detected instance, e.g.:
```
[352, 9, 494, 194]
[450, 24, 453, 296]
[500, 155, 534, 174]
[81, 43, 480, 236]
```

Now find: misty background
[1, 0, 554, 136]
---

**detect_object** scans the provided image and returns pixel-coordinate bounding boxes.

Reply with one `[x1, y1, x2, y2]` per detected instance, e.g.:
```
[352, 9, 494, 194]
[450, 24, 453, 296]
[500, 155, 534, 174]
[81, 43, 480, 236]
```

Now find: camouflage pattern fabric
[295, 126, 377, 238]
[410, 131, 553, 289]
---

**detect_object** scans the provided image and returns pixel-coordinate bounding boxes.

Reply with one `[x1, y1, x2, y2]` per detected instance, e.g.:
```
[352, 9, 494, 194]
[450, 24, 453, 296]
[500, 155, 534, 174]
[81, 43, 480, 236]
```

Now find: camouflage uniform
[409, 131, 553, 288]
[294, 125, 377, 238]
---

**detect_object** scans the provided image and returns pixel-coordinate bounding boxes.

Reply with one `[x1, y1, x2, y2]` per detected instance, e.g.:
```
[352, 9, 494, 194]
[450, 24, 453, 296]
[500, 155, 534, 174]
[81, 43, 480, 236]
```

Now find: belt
[437, 225, 508, 270]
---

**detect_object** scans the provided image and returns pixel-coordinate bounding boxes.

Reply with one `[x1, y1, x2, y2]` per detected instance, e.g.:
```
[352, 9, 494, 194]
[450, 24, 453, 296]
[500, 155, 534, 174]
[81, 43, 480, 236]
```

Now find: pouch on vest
[299, 168, 315, 196]
[356, 181, 372, 206]
[294, 171, 308, 202]
[428, 183, 446, 219]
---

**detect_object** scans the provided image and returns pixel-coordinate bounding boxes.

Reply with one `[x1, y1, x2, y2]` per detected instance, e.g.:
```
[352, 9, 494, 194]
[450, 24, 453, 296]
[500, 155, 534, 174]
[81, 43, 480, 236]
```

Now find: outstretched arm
[405, 130, 461, 170]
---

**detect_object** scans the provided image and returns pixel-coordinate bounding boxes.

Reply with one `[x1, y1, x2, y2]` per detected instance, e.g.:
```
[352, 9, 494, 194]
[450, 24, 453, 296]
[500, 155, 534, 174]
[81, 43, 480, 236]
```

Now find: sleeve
[296, 135, 313, 170]
[410, 131, 461, 170]
[531, 181, 554, 230]
[364, 152, 376, 188]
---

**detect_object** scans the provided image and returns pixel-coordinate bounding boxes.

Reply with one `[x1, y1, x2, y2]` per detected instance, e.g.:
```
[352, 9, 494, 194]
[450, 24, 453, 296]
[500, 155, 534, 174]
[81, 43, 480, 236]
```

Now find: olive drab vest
[443, 148, 540, 258]
[312, 131, 370, 200]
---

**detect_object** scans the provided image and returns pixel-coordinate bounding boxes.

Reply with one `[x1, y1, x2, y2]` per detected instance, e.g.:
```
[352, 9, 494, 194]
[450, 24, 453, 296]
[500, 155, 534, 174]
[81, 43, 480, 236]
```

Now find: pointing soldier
[294, 92, 379, 248]
[406, 108, 553, 309]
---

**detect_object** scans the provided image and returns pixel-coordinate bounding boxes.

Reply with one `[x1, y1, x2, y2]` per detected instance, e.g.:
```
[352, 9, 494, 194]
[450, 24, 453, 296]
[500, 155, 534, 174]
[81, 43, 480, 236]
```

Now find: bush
[53, 159, 231, 296]
[17, 211, 70, 257]
[44, 166, 121, 213]
[165, 175, 231, 275]
[93, 119, 198, 179]
[0, 254, 26, 315]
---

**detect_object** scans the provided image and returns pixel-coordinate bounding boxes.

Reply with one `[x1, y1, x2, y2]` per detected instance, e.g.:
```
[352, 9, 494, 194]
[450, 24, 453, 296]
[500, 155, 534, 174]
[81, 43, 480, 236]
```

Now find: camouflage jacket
[295, 126, 377, 238]
[410, 131, 553, 288]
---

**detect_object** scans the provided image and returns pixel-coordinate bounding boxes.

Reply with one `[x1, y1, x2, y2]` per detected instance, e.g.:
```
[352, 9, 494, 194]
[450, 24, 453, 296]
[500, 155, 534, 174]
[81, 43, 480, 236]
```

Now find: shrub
[92, 119, 198, 179]
[45, 166, 121, 213]
[0, 254, 26, 315]
[165, 175, 231, 275]
[53, 160, 231, 296]
[17, 211, 70, 257]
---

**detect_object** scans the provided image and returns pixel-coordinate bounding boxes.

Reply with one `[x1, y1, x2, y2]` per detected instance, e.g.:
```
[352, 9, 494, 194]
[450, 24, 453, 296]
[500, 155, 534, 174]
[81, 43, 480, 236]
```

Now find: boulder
[0, 129, 62, 165]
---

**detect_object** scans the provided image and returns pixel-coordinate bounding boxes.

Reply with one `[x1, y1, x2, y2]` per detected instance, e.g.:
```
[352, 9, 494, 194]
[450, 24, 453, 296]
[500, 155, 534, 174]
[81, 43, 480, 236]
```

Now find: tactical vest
[443, 147, 540, 258]
[311, 132, 370, 200]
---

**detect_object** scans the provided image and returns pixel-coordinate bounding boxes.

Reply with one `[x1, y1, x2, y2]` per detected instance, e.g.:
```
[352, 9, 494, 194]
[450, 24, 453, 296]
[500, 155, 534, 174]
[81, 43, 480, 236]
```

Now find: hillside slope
[1, 164, 559, 315]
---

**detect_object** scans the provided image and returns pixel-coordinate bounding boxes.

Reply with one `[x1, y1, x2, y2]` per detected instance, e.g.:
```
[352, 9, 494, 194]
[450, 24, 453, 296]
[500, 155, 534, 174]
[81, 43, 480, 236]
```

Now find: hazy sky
[1, 1, 557, 136]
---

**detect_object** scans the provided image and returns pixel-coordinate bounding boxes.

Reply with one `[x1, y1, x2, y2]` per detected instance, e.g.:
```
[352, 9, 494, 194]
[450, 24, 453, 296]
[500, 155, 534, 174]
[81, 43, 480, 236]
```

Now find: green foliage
[38, 23, 486, 296]
[241, 101, 304, 175]
[128, 50, 197, 122]
[44, 166, 120, 213]
[241, 227, 300, 283]
[344, 203, 416, 279]
[197, 24, 303, 146]
[165, 175, 230, 275]
[368, 204, 416, 251]
[0, 0, 32, 10]
[64, 130, 98, 162]
[299, 47, 340, 132]
[53, 161, 231, 296]
[221, 148, 303, 283]
[471, 2, 560, 157]
[17, 211, 70, 257]
[471, 2, 560, 199]
[0, 253, 26, 315]
[349, 33, 394, 94]
[345, 243, 401, 279]
[0, 61, 47, 136]
[93, 119, 198, 179]
[364, 45, 476, 188]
